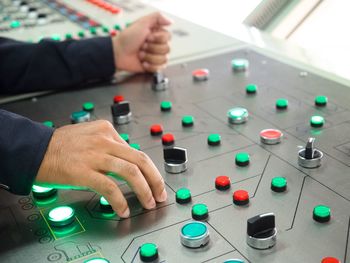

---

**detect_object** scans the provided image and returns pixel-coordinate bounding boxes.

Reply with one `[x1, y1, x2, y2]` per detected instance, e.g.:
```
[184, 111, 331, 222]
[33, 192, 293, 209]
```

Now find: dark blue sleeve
[0, 36, 116, 94]
[0, 109, 54, 195]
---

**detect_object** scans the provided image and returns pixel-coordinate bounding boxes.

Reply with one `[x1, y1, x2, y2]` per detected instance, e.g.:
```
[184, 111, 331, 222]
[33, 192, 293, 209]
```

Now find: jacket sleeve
[0, 36, 116, 94]
[0, 109, 54, 195]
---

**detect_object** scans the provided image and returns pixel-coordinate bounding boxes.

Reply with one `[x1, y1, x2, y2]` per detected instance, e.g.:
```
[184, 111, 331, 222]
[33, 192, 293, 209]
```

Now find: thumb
[143, 12, 173, 28]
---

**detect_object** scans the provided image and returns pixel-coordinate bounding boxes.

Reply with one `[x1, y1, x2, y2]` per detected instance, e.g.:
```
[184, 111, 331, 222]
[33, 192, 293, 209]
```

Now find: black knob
[246, 213, 277, 249]
[111, 101, 132, 125]
[164, 147, 188, 174]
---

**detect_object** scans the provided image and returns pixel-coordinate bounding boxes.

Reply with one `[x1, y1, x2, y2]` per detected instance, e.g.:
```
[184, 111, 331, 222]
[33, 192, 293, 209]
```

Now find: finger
[140, 53, 168, 65]
[142, 62, 166, 73]
[85, 171, 130, 218]
[142, 12, 173, 28]
[141, 42, 170, 55]
[147, 30, 171, 43]
[100, 155, 157, 209]
[89, 120, 129, 146]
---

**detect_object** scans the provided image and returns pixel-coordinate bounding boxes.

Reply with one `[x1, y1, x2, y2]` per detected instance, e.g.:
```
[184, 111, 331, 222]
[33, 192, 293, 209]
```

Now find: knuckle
[104, 181, 117, 196]
[97, 120, 114, 132]
[138, 151, 150, 166]
[124, 163, 140, 177]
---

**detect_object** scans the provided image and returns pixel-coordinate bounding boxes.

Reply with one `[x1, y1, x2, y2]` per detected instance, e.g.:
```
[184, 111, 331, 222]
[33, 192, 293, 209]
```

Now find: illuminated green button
[208, 133, 221, 146]
[315, 95, 328, 107]
[10, 20, 21, 28]
[227, 107, 249, 124]
[78, 31, 85, 38]
[90, 27, 97, 35]
[192, 203, 208, 221]
[223, 260, 244, 263]
[84, 258, 110, 263]
[176, 188, 191, 204]
[271, 177, 287, 192]
[32, 184, 57, 199]
[100, 196, 112, 211]
[130, 143, 140, 150]
[120, 133, 129, 143]
[182, 115, 194, 127]
[231, 58, 249, 71]
[310, 115, 324, 128]
[313, 205, 331, 223]
[102, 26, 109, 33]
[139, 243, 158, 262]
[114, 24, 122, 31]
[65, 33, 73, 39]
[246, 84, 257, 94]
[48, 206, 75, 227]
[71, 110, 90, 124]
[160, 101, 172, 112]
[276, 98, 288, 109]
[235, 152, 250, 167]
[42, 121, 54, 128]
[83, 102, 95, 112]
[51, 34, 61, 41]
[180, 221, 209, 248]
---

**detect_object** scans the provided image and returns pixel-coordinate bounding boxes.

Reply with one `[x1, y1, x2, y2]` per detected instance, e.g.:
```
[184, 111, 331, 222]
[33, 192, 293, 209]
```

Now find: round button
[78, 31, 85, 38]
[83, 102, 94, 112]
[231, 58, 249, 71]
[233, 190, 249, 206]
[208, 134, 221, 146]
[246, 84, 257, 94]
[51, 34, 61, 41]
[313, 205, 331, 223]
[71, 110, 90, 124]
[260, 129, 283, 145]
[114, 24, 122, 31]
[10, 20, 21, 28]
[224, 260, 245, 263]
[139, 243, 158, 262]
[182, 115, 194, 127]
[32, 185, 57, 199]
[65, 33, 73, 39]
[90, 27, 97, 35]
[227, 107, 249, 124]
[48, 206, 75, 227]
[84, 258, 110, 263]
[192, 204, 208, 221]
[119, 133, 129, 143]
[215, 176, 231, 191]
[150, 124, 163, 136]
[321, 257, 341, 263]
[160, 101, 172, 112]
[315, 95, 328, 107]
[271, 177, 287, 192]
[102, 26, 109, 33]
[310, 115, 325, 128]
[180, 221, 210, 248]
[235, 152, 250, 167]
[110, 30, 118, 37]
[42, 121, 55, 128]
[130, 143, 140, 150]
[192, 69, 209, 81]
[176, 188, 192, 204]
[113, 95, 124, 103]
[276, 98, 288, 109]
[162, 133, 175, 146]
[100, 196, 113, 212]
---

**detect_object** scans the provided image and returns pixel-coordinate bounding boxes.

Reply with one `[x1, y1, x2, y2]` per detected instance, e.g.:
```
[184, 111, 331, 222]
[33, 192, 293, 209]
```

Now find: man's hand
[36, 120, 167, 218]
[113, 12, 172, 73]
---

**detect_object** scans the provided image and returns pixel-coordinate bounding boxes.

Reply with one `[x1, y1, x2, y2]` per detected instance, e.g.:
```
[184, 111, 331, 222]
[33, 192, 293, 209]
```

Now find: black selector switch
[152, 72, 169, 91]
[298, 137, 323, 168]
[164, 147, 188, 174]
[111, 101, 132, 125]
[246, 213, 277, 249]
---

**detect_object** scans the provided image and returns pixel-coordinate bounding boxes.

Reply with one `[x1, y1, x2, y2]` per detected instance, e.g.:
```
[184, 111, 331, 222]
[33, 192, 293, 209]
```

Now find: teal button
[84, 258, 110, 263]
[181, 221, 207, 238]
[10, 20, 21, 28]
[223, 260, 244, 263]
[71, 110, 90, 123]
[130, 143, 140, 150]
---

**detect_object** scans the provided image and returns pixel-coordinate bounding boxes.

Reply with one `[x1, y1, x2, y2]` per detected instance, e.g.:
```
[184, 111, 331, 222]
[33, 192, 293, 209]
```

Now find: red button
[321, 257, 341, 263]
[113, 95, 124, 103]
[150, 124, 163, 136]
[260, 129, 283, 145]
[110, 30, 118, 37]
[215, 176, 231, 190]
[233, 190, 249, 205]
[192, 68, 209, 81]
[162, 133, 175, 145]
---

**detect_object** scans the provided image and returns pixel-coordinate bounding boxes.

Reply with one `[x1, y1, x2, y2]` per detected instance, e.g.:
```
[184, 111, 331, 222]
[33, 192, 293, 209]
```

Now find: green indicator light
[51, 34, 61, 41]
[90, 27, 97, 35]
[207, 134, 221, 146]
[84, 258, 110, 263]
[139, 243, 158, 262]
[192, 204, 208, 216]
[176, 188, 191, 204]
[10, 20, 21, 28]
[42, 121, 54, 128]
[83, 102, 94, 112]
[181, 221, 207, 238]
[223, 260, 244, 263]
[271, 177, 287, 192]
[310, 115, 324, 128]
[71, 110, 90, 123]
[246, 84, 257, 94]
[231, 58, 249, 71]
[235, 152, 250, 167]
[160, 101, 172, 111]
[65, 33, 73, 39]
[227, 107, 248, 124]
[102, 26, 109, 33]
[32, 184, 57, 198]
[315, 95, 328, 106]
[182, 115, 194, 127]
[48, 206, 75, 227]
[276, 98, 288, 109]
[100, 196, 109, 206]
[313, 205, 331, 223]
[114, 24, 122, 31]
[120, 133, 129, 143]
[78, 31, 85, 38]
[100, 196, 113, 212]
[130, 143, 140, 150]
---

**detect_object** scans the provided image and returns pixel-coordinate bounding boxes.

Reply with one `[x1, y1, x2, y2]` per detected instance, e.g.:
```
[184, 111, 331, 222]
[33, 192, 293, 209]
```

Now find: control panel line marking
[39, 209, 57, 240]
[130, 246, 140, 263]
[286, 176, 306, 231]
[121, 237, 135, 262]
[252, 154, 271, 198]
[345, 216, 350, 263]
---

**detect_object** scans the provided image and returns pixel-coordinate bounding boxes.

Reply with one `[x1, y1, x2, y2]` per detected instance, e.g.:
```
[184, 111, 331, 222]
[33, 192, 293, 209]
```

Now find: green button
[78, 31, 85, 38]
[192, 204, 208, 216]
[120, 133, 129, 143]
[181, 221, 207, 238]
[42, 121, 54, 128]
[315, 95, 328, 106]
[84, 258, 110, 263]
[208, 134, 221, 146]
[310, 115, 324, 128]
[271, 177, 287, 192]
[246, 84, 257, 94]
[32, 184, 57, 198]
[114, 24, 122, 31]
[100, 196, 109, 206]
[90, 27, 97, 35]
[65, 33, 73, 39]
[102, 26, 109, 33]
[130, 143, 140, 150]
[235, 152, 250, 166]
[83, 102, 95, 112]
[223, 260, 244, 263]
[227, 107, 249, 124]
[231, 58, 249, 71]
[313, 205, 330, 218]
[71, 110, 90, 123]
[176, 188, 191, 204]
[10, 20, 21, 28]
[160, 101, 172, 111]
[48, 206, 75, 227]
[140, 243, 158, 261]
[182, 115, 194, 127]
[276, 98, 288, 109]
[51, 34, 61, 41]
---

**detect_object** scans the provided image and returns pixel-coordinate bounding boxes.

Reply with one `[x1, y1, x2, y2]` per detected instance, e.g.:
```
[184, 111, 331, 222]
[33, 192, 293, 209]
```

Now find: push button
[180, 221, 210, 248]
